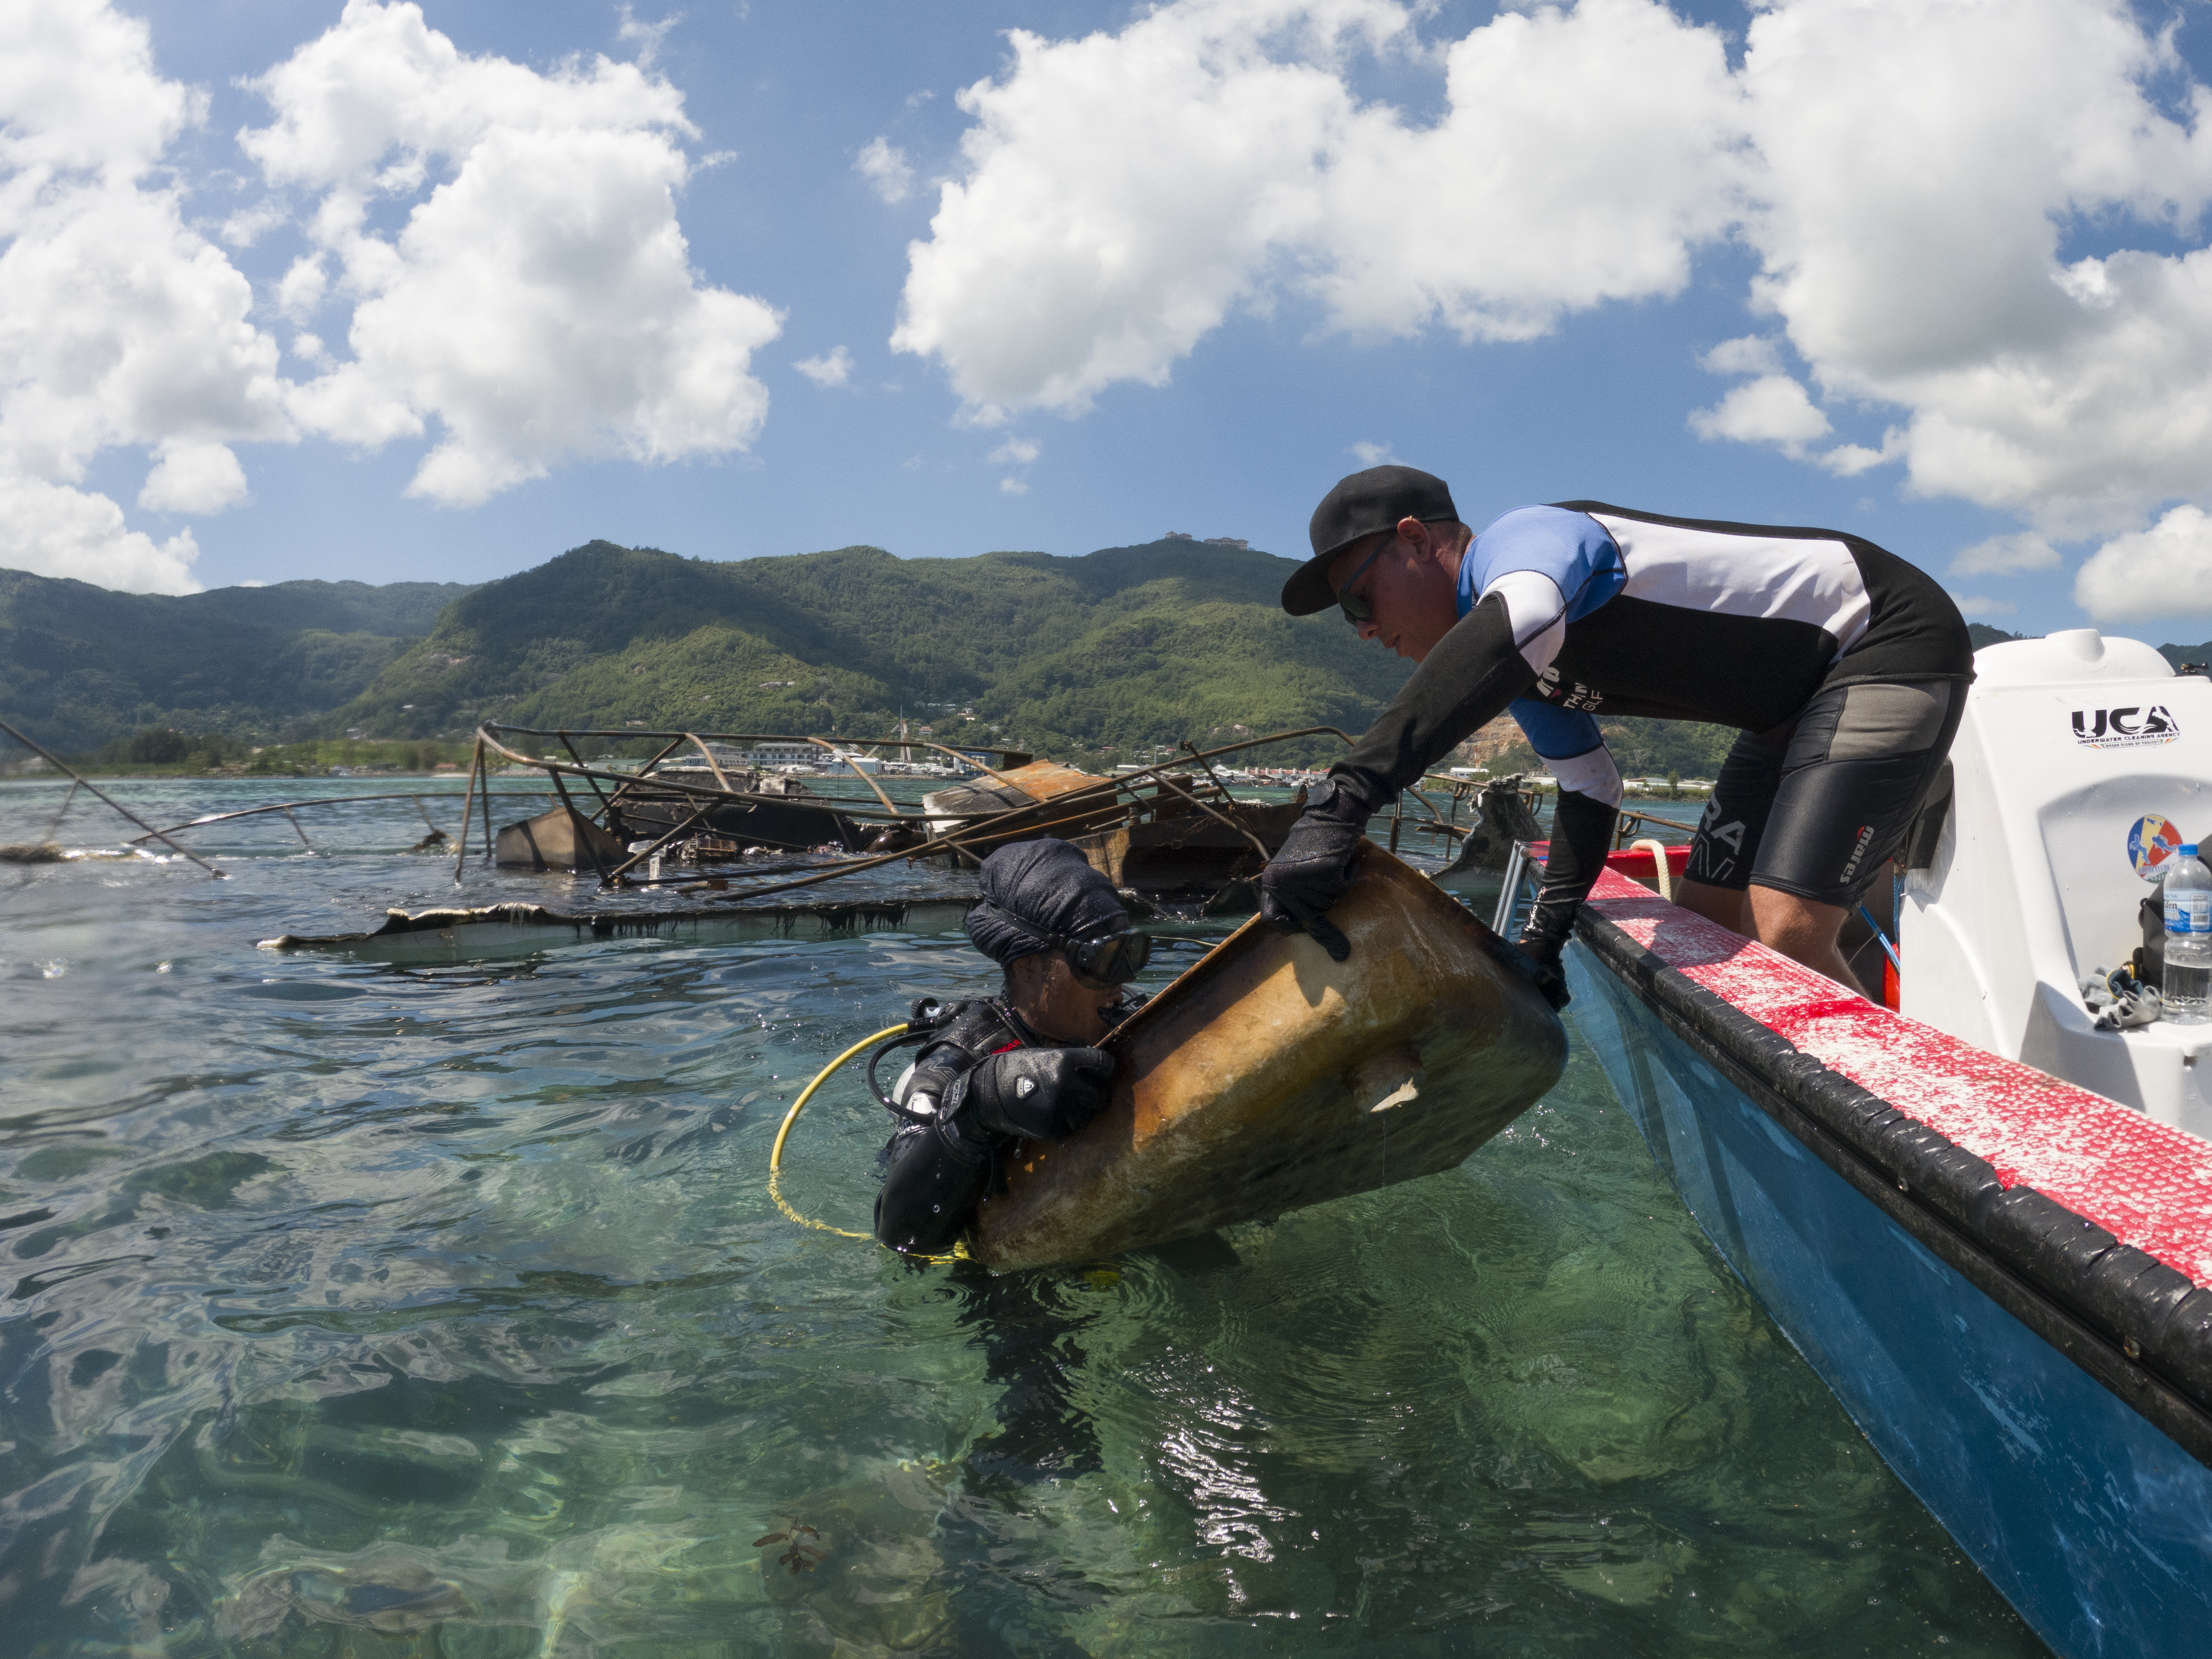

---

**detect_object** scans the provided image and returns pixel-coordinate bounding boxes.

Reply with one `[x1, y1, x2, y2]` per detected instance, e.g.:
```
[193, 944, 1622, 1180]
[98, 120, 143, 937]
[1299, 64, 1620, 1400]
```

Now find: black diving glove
[954, 1046, 1117, 1141]
[1259, 777, 1371, 962]
[1513, 931, 1573, 1012]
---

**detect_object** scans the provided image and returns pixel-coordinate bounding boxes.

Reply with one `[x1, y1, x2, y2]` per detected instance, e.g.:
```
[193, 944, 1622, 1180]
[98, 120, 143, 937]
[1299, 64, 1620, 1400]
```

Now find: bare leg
[1674, 877, 1749, 935]
[1747, 885, 1867, 997]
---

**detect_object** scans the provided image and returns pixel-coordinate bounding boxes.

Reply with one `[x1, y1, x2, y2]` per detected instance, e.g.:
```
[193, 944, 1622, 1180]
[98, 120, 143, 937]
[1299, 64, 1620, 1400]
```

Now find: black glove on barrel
[1259, 777, 1371, 962]
[954, 1046, 1117, 1141]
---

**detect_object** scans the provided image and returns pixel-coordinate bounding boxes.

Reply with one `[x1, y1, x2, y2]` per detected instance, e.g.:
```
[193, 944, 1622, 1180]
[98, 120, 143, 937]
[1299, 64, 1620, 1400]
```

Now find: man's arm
[1260, 589, 1553, 960]
[872, 1041, 1117, 1254]
[1331, 593, 1537, 806]
[874, 1047, 994, 1254]
[1506, 703, 1623, 992]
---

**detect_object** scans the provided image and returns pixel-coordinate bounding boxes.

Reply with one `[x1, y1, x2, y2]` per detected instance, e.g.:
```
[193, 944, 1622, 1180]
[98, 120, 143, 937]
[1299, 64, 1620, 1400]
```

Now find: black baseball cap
[1282, 465, 1461, 616]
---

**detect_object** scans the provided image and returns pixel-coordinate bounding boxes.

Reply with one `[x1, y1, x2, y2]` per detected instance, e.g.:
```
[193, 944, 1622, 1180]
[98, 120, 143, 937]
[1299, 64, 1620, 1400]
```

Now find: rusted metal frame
[554, 731, 612, 812]
[930, 728, 1356, 827]
[488, 722, 1035, 771]
[629, 756, 1269, 901]
[43, 779, 81, 840]
[1177, 739, 1247, 810]
[128, 791, 544, 843]
[474, 725, 908, 821]
[601, 800, 717, 887]
[545, 769, 615, 883]
[0, 718, 226, 878]
[1147, 769, 1273, 867]
[648, 785, 1210, 903]
[454, 735, 483, 881]
[604, 734, 688, 826]
[799, 736, 899, 814]
[664, 736, 1338, 905]
[680, 732, 736, 793]
[479, 744, 497, 866]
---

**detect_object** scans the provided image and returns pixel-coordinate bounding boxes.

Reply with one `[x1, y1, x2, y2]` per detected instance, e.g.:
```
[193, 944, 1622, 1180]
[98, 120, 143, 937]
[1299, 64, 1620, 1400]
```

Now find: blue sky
[14, 0, 2212, 644]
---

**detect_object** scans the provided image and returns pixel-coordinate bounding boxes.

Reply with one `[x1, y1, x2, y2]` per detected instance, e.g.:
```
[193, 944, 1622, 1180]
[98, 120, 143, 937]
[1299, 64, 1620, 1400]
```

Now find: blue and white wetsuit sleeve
[1464, 509, 1624, 811]
[1330, 507, 1624, 812]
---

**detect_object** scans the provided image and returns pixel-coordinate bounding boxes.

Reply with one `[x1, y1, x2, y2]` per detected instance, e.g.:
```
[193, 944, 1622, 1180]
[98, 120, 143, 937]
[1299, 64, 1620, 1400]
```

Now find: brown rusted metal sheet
[968, 844, 1566, 1268]
[1069, 797, 1306, 896]
[494, 806, 628, 872]
[922, 760, 1127, 863]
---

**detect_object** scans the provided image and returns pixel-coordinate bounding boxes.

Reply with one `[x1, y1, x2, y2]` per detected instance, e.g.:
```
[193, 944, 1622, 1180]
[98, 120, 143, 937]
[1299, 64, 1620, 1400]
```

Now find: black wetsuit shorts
[1684, 672, 1967, 907]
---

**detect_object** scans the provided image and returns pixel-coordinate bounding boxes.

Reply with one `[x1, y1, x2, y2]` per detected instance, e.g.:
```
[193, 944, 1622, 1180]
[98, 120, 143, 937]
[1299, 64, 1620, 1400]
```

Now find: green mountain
[15, 551, 2123, 777]
[0, 570, 478, 751]
[315, 539, 1418, 767]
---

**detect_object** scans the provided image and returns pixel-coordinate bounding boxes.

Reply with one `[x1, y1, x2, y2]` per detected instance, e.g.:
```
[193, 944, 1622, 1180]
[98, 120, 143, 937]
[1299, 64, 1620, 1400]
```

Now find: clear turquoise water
[0, 778, 2048, 1656]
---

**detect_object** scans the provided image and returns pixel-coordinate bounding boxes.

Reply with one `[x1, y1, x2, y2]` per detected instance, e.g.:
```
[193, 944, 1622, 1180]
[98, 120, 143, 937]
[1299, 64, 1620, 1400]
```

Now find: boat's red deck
[1578, 853, 2212, 1287]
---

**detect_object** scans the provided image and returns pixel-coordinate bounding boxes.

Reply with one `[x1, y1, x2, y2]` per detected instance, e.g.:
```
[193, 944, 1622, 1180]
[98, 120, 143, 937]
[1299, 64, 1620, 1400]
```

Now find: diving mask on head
[1003, 913, 1152, 985]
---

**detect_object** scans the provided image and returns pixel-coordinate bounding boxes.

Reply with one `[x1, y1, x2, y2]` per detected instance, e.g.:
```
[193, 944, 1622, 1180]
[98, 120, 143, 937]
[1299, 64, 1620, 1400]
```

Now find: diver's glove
[953, 1046, 1117, 1141]
[1513, 932, 1573, 1013]
[1259, 777, 1372, 963]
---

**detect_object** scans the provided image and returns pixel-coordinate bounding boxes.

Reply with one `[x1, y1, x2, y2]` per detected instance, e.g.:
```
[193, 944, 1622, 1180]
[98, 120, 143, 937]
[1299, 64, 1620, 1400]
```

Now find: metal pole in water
[0, 718, 226, 878]
[453, 735, 482, 884]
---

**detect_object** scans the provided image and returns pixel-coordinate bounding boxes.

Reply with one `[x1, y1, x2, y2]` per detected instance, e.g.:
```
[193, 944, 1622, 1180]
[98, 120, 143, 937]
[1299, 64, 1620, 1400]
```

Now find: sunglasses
[1334, 534, 1393, 625]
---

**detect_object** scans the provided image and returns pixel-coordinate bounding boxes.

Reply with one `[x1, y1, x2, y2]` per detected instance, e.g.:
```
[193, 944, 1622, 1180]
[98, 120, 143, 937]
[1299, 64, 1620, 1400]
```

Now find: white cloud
[856, 136, 914, 204]
[1700, 335, 1784, 377]
[616, 5, 681, 68]
[275, 255, 327, 318]
[1946, 592, 2018, 618]
[1690, 375, 1830, 449]
[1350, 438, 1392, 465]
[795, 345, 852, 386]
[217, 198, 288, 248]
[1951, 532, 2061, 578]
[988, 436, 1039, 466]
[0, 477, 200, 593]
[242, 0, 781, 507]
[2076, 506, 2212, 619]
[1730, 0, 2212, 537]
[893, 0, 2212, 570]
[0, 0, 287, 590]
[139, 439, 248, 513]
[999, 476, 1028, 494]
[892, 0, 1743, 420]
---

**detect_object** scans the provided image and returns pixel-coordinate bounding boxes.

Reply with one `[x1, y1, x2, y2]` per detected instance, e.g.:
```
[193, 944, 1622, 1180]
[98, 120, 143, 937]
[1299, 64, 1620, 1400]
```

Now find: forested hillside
[0, 570, 477, 751]
[317, 539, 1419, 767]
[16, 554, 2173, 781]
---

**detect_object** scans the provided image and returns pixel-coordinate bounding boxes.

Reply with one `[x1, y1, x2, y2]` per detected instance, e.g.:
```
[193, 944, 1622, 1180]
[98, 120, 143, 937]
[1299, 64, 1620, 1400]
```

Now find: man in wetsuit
[1259, 465, 1972, 1000]
[874, 837, 1148, 1255]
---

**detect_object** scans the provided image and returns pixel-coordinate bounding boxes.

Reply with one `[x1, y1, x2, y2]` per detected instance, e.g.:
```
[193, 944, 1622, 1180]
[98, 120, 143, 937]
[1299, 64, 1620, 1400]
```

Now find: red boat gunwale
[1555, 844, 2212, 1463]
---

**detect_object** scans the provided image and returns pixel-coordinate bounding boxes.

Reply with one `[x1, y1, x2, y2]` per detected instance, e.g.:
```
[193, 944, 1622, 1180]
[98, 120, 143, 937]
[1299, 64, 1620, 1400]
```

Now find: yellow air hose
[769, 1022, 909, 1241]
[766, 1021, 974, 1264]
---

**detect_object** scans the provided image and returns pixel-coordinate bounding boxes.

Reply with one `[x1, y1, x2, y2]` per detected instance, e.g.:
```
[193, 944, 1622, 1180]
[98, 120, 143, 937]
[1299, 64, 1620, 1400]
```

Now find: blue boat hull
[1569, 943, 2212, 1657]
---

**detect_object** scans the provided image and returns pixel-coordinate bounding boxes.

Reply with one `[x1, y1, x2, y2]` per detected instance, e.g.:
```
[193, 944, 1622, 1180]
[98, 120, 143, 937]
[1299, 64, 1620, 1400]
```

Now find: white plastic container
[1901, 628, 2212, 1133]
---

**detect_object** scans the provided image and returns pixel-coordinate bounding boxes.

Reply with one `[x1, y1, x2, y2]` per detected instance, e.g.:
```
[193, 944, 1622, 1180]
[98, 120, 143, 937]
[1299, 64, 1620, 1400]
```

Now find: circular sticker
[2129, 813, 2185, 881]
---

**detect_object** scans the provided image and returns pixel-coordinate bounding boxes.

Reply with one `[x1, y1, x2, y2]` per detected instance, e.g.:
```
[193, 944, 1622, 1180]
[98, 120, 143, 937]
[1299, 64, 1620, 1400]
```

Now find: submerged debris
[753, 1519, 824, 1576]
[0, 842, 65, 863]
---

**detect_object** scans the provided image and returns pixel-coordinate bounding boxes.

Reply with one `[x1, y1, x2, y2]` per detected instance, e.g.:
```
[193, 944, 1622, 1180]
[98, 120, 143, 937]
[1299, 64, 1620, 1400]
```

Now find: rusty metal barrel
[968, 845, 1568, 1268]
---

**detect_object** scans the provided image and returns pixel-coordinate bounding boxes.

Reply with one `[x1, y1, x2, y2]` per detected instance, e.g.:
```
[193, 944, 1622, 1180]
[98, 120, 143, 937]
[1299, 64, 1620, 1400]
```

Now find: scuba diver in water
[872, 836, 1150, 1256]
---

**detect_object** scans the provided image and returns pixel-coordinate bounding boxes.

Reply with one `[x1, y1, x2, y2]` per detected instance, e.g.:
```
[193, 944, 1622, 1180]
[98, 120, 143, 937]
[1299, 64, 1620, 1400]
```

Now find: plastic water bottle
[2164, 845, 2212, 1024]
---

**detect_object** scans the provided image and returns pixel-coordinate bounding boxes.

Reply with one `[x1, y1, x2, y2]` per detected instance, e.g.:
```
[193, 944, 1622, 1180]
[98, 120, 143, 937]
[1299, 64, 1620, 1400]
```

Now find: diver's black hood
[966, 838, 1127, 965]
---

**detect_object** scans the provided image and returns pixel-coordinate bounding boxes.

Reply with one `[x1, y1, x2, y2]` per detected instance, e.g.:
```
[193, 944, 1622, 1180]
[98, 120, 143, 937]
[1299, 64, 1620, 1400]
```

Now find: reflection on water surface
[0, 780, 2046, 1655]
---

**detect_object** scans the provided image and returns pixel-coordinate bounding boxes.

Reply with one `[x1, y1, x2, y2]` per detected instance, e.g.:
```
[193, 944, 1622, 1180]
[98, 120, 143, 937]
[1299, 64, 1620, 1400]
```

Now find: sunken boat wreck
[459, 721, 1495, 914]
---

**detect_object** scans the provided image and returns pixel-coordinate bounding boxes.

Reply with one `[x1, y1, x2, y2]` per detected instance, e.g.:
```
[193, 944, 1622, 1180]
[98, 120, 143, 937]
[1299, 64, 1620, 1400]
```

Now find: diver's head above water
[968, 838, 1150, 1044]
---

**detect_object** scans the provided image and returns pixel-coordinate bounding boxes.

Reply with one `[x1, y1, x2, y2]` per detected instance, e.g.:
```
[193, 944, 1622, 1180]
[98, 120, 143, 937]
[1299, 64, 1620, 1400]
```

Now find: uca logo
[2071, 706, 2180, 747]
